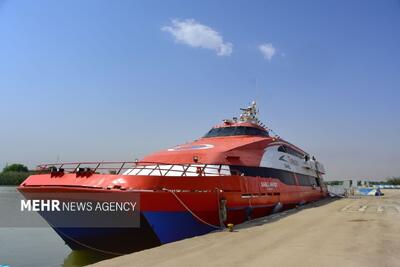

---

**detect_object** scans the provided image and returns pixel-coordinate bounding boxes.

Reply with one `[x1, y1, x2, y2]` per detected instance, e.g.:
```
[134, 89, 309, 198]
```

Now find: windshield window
[203, 126, 269, 138]
[278, 145, 305, 159]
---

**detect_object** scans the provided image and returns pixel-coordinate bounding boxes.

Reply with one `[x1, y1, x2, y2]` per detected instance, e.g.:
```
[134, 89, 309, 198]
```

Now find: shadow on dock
[62, 197, 340, 266]
[235, 197, 340, 231]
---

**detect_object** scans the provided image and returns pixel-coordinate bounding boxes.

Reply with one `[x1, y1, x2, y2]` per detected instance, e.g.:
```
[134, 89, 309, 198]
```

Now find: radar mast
[239, 101, 259, 124]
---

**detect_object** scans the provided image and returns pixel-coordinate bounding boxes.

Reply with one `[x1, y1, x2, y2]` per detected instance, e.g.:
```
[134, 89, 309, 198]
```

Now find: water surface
[0, 186, 114, 267]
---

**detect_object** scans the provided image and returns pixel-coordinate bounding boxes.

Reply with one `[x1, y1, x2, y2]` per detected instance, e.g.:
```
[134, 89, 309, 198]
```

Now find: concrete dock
[90, 190, 400, 267]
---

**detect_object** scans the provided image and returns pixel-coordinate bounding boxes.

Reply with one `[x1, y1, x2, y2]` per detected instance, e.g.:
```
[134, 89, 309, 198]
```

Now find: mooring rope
[166, 189, 224, 230]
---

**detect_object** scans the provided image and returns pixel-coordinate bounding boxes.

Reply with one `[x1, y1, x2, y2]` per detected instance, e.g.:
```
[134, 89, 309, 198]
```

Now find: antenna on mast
[239, 101, 259, 124]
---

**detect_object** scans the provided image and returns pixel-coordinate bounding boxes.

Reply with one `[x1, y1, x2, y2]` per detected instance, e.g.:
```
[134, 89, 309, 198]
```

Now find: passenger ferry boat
[18, 102, 327, 254]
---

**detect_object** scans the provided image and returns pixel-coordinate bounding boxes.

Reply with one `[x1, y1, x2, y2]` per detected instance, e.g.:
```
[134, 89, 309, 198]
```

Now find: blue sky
[0, 0, 399, 180]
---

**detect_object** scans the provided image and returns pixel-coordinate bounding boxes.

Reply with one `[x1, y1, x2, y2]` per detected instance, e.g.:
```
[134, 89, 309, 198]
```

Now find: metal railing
[37, 161, 232, 177]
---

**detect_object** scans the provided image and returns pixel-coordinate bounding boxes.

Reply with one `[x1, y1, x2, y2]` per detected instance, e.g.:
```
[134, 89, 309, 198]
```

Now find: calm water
[0, 186, 115, 267]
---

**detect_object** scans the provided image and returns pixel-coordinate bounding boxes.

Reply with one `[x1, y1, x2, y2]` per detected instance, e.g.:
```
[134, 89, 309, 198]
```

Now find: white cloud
[162, 19, 233, 56]
[259, 43, 276, 60]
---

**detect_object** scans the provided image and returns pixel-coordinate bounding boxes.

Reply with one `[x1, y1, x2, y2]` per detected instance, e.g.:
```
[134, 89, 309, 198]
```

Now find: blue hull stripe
[143, 211, 215, 244]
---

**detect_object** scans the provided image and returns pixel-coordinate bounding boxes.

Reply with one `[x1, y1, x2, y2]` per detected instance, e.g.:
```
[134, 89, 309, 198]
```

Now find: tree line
[0, 163, 33, 185]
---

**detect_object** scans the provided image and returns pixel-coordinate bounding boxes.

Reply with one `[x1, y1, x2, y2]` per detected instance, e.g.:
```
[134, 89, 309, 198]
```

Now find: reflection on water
[63, 250, 116, 267]
[0, 227, 115, 267]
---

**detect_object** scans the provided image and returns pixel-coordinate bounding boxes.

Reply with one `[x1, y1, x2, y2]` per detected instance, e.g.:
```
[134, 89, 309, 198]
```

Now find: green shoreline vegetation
[0, 163, 36, 185]
[1, 163, 400, 186]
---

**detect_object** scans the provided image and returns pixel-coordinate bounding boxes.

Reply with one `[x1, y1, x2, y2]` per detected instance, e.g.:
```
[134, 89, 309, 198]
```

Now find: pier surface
[90, 190, 400, 267]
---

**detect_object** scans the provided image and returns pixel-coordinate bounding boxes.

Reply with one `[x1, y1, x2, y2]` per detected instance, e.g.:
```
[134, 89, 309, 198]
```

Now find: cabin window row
[203, 126, 269, 138]
[230, 166, 319, 186]
[296, 173, 320, 187]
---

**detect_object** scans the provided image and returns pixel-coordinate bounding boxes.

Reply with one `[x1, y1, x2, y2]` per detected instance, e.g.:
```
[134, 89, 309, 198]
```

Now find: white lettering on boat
[260, 181, 278, 189]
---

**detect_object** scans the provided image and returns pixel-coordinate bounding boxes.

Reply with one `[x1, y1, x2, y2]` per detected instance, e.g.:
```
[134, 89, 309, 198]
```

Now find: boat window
[278, 146, 286, 153]
[203, 126, 269, 138]
[277, 145, 304, 159]
[297, 174, 318, 186]
[278, 171, 297, 185]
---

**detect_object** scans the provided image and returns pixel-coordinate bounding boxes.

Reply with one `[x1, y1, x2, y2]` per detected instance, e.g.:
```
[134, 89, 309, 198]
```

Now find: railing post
[164, 164, 174, 176]
[73, 163, 81, 173]
[183, 164, 190, 176]
[93, 163, 101, 173]
[117, 162, 126, 175]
